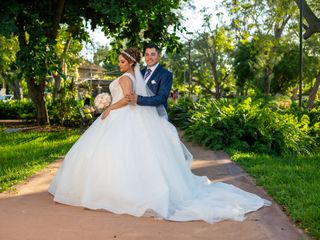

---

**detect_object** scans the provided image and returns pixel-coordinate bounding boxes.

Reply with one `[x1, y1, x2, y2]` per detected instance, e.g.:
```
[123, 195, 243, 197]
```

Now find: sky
[81, 0, 221, 60]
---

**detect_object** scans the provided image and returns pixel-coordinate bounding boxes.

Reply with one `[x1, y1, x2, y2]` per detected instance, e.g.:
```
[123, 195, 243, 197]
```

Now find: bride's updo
[120, 48, 141, 67]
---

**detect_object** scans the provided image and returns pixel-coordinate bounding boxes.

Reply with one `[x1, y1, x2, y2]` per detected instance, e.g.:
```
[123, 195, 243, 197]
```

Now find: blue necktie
[144, 68, 152, 80]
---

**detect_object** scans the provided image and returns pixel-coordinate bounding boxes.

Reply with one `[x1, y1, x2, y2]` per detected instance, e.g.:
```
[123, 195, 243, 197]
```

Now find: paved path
[0, 141, 309, 240]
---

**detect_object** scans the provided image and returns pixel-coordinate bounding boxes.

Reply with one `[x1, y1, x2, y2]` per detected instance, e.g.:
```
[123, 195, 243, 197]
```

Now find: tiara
[121, 51, 136, 62]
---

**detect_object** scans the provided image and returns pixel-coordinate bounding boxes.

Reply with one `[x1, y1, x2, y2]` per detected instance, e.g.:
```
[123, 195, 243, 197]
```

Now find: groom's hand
[125, 93, 137, 104]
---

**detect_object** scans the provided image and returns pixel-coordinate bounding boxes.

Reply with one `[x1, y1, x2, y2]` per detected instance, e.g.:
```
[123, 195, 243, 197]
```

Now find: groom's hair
[143, 43, 161, 55]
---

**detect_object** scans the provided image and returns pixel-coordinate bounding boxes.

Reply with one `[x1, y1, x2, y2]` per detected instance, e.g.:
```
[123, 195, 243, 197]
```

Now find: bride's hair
[121, 48, 141, 67]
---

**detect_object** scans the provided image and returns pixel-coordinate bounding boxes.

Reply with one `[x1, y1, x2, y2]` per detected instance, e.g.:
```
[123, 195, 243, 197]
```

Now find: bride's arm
[101, 76, 132, 120]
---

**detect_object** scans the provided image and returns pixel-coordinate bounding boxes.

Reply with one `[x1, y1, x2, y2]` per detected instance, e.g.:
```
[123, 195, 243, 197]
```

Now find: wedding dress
[48, 68, 271, 223]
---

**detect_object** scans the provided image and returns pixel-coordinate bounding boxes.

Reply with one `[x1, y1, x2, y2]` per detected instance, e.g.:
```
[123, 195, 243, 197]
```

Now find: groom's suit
[137, 64, 172, 110]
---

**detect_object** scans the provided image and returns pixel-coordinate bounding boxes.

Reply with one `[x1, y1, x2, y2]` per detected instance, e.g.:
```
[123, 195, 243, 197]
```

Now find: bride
[48, 48, 271, 223]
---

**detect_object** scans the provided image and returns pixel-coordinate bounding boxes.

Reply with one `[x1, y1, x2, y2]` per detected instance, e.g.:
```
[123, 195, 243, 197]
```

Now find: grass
[229, 150, 320, 239]
[0, 128, 80, 192]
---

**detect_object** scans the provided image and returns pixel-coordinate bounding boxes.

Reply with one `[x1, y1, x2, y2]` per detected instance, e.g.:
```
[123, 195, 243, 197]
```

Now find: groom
[126, 43, 172, 111]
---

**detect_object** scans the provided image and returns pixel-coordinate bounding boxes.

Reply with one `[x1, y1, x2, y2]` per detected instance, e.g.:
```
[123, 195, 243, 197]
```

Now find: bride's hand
[101, 108, 111, 120]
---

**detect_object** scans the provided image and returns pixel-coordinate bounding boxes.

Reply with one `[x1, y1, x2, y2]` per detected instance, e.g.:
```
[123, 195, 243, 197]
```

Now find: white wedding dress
[49, 71, 271, 223]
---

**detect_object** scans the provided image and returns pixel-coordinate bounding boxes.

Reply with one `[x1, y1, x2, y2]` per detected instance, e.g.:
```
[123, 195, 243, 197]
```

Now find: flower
[94, 92, 112, 111]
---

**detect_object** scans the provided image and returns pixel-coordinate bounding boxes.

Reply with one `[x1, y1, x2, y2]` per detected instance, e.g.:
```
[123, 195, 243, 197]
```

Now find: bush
[46, 80, 83, 127]
[168, 96, 195, 130]
[47, 98, 82, 127]
[169, 97, 317, 156]
[0, 100, 36, 120]
[0, 94, 83, 127]
[286, 100, 320, 147]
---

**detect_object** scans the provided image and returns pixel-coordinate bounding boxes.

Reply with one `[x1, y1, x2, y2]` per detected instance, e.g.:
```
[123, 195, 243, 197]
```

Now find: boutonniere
[151, 80, 157, 84]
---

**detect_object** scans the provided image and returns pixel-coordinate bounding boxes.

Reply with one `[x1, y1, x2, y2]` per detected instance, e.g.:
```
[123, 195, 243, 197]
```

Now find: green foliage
[0, 0, 187, 124]
[47, 98, 82, 128]
[89, 0, 185, 53]
[272, 43, 320, 95]
[231, 152, 320, 239]
[168, 97, 195, 130]
[0, 35, 19, 82]
[191, 27, 235, 98]
[233, 40, 258, 94]
[170, 97, 317, 156]
[0, 129, 80, 192]
[233, 35, 280, 96]
[271, 45, 299, 94]
[0, 100, 36, 120]
[46, 79, 83, 127]
[289, 100, 320, 145]
[0, 95, 83, 127]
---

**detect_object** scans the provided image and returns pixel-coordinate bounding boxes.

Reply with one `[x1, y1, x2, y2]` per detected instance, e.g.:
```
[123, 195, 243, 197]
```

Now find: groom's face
[144, 48, 160, 67]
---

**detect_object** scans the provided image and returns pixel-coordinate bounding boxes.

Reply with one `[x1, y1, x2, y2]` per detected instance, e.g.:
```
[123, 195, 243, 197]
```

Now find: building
[76, 61, 114, 97]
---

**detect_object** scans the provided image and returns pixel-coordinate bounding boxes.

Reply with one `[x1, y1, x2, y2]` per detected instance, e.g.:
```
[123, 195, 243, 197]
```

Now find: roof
[78, 61, 107, 72]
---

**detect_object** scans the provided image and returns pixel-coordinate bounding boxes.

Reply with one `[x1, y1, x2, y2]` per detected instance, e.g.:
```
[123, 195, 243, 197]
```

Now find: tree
[271, 45, 300, 94]
[0, 0, 186, 125]
[294, 0, 320, 39]
[223, 0, 295, 96]
[293, 0, 320, 108]
[0, 35, 21, 99]
[233, 35, 279, 96]
[303, 34, 320, 108]
[233, 40, 257, 96]
[52, 25, 83, 99]
[193, 28, 234, 98]
[223, 0, 320, 102]
[93, 45, 109, 66]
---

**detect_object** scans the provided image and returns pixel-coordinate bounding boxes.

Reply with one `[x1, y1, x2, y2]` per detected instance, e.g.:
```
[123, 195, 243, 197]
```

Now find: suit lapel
[149, 64, 161, 80]
[141, 68, 146, 76]
[146, 65, 161, 89]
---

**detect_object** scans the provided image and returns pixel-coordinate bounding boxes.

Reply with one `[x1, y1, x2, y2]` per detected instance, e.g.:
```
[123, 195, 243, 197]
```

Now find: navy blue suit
[137, 64, 172, 110]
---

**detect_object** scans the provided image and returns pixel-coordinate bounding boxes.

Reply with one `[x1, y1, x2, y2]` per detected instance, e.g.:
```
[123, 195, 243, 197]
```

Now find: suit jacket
[137, 64, 172, 110]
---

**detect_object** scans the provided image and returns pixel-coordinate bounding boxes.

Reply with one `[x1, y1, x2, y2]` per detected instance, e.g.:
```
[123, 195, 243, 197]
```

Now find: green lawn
[0, 128, 80, 192]
[230, 151, 320, 239]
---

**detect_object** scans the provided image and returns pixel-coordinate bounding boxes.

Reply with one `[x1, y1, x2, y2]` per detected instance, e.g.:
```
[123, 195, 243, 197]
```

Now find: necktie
[144, 68, 152, 80]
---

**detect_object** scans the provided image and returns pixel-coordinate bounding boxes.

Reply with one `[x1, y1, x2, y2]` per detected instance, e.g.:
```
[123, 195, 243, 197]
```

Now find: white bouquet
[94, 92, 112, 112]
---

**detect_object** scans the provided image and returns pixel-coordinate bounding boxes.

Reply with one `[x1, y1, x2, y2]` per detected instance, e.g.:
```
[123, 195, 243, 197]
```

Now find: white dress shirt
[144, 63, 159, 84]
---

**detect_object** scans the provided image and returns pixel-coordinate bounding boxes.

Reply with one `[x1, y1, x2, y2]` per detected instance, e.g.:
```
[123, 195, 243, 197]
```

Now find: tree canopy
[0, 0, 187, 124]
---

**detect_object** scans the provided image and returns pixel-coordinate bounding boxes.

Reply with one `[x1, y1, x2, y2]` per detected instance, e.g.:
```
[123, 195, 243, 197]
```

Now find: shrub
[0, 96, 82, 127]
[170, 97, 316, 156]
[168, 96, 195, 130]
[0, 100, 36, 120]
[47, 98, 82, 127]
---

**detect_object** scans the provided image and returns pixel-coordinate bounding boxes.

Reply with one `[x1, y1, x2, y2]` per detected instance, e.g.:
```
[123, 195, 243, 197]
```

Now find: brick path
[0, 141, 309, 240]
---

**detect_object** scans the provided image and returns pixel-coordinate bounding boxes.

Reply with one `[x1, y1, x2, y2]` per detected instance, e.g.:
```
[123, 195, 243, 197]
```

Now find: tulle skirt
[48, 105, 270, 223]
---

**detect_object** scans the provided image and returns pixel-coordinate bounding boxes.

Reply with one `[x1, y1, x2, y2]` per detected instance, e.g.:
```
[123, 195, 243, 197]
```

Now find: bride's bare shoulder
[118, 74, 133, 86]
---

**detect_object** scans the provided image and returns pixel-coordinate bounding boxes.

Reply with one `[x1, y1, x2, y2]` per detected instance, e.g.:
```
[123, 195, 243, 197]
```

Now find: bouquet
[94, 92, 112, 112]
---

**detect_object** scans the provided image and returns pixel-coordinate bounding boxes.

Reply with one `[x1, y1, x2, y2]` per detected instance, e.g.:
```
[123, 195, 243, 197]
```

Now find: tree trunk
[307, 72, 320, 109]
[3, 84, 9, 95]
[53, 73, 61, 99]
[264, 68, 273, 95]
[52, 0, 66, 39]
[291, 87, 298, 100]
[53, 37, 72, 98]
[274, 15, 291, 39]
[27, 77, 49, 125]
[8, 79, 22, 100]
[211, 55, 220, 99]
[214, 79, 220, 99]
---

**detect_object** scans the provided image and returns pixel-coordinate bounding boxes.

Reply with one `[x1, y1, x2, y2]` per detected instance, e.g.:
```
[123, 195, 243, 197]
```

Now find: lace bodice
[109, 73, 135, 104]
